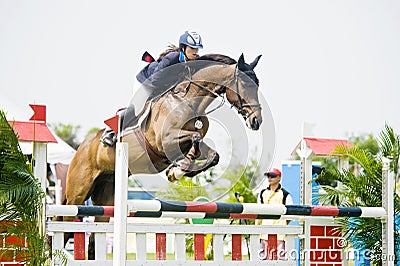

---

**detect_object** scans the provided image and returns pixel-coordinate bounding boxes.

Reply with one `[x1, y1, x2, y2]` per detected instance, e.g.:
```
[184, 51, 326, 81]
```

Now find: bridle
[184, 64, 262, 121]
[233, 66, 262, 120]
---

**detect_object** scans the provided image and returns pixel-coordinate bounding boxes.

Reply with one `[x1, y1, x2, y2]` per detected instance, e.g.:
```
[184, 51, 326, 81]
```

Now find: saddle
[118, 102, 170, 166]
[119, 102, 152, 137]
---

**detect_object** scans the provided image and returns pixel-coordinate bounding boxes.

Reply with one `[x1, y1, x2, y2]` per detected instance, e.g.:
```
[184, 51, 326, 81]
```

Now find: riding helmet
[179, 31, 203, 49]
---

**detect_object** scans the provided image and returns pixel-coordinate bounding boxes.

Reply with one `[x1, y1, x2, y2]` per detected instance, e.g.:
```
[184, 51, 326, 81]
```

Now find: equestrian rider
[100, 31, 203, 146]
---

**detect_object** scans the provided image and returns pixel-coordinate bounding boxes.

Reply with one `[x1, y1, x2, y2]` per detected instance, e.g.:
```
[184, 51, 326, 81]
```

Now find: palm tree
[316, 124, 400, 265]
[212, 160, 259, 204]
[379, 124, 400, 182]
[0, 110, 52, 265]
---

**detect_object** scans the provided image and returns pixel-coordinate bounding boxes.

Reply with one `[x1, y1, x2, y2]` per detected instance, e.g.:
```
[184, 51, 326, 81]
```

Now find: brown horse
[64, 53, 262, 259]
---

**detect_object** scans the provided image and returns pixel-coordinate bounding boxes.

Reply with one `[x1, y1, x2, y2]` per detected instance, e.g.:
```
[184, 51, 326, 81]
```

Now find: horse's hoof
[168, 175, 177, 182]
[167, 167, 185, 182]
[167, 171, 178, 182]
[173, 167, 185, 179]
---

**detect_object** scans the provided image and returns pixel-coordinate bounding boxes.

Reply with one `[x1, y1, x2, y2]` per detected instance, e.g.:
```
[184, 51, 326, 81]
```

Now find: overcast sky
[1, 0, 400, 175]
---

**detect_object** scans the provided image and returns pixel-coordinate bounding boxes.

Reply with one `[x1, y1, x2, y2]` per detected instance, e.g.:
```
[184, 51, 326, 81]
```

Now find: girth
[132, 127, 170, 166]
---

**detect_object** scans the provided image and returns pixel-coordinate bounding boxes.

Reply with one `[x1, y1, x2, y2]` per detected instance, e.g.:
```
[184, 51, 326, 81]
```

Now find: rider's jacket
[136, 51, 181, 85]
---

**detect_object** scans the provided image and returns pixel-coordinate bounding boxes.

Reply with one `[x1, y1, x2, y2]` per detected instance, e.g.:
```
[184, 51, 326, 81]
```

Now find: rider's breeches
[129, 81, 152, 115]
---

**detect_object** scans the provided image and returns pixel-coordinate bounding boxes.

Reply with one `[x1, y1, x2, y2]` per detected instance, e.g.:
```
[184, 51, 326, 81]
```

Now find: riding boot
[100, 128, 116, 147]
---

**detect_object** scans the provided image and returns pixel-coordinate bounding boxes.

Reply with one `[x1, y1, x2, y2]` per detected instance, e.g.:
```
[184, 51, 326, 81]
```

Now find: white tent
[19, 132, 76, 164]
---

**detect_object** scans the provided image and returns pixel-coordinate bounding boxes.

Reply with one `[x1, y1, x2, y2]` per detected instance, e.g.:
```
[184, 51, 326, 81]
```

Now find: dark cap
[264, 168, 282, 177]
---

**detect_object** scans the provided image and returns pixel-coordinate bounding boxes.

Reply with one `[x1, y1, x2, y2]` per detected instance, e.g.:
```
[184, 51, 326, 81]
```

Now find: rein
[184, 77, 226, 116]
[184, 65, 262, 121]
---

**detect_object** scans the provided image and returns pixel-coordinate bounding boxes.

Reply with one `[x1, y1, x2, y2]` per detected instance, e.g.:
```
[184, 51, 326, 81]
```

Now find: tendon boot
[100, 128, 116, 147]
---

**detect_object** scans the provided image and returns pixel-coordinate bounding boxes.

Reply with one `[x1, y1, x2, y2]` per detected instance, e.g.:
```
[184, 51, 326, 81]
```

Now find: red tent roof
[8, 121, 57, 143]
[292, 137, 350, 156]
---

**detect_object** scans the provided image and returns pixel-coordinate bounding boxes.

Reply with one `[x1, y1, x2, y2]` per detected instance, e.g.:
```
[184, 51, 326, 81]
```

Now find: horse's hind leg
[63, 160, 102, 256]
[88, 173, 115, 260]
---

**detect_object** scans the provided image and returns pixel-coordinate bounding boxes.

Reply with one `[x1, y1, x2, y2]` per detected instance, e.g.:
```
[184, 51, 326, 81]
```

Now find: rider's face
[185, 46, 199, 60]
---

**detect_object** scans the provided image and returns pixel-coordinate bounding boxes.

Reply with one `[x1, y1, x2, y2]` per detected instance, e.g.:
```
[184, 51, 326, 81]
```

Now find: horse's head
[225, 54, 263, 130]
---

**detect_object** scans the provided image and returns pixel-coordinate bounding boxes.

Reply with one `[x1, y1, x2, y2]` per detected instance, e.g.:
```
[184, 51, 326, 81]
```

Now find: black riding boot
[100, 128, 116, 146]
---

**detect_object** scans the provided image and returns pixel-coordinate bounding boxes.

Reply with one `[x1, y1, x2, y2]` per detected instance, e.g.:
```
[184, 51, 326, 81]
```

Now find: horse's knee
[191, 133, 202, 143]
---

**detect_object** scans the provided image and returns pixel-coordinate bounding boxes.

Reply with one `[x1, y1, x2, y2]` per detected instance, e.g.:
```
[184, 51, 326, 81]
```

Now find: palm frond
[0, 109, 51, 265]
[379, 123, 400, 177]
[316, 126, 400, 263]
[379, 124, 396, 157]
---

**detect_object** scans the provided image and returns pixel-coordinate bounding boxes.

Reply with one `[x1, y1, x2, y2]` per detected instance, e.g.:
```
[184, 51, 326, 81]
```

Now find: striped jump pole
[47, 201, 387, 263]
[47, 203, 386, 218]
[46, 202, 388, 263]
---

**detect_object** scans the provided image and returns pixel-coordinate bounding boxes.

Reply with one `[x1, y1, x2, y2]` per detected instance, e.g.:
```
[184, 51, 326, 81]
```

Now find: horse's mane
[196, 53, 237, 65]
[196, 53, 259, 86]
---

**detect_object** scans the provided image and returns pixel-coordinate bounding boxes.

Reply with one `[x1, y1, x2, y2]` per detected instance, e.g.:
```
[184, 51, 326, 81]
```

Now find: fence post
[113, 142, 129, 266]
[382, 157, 394, 266]
[297, 139, 313, 266]
[194, 234, 205, 260]
[232, 234, 242, 260]
[73, 219, 85, 260]
[33, 142, 47, 238]
[267, 234, 278, 260]
[156, 233, 167, 260]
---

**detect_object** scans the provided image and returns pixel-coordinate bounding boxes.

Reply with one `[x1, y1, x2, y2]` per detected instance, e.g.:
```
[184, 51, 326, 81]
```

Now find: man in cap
[256, 168, 293, 260]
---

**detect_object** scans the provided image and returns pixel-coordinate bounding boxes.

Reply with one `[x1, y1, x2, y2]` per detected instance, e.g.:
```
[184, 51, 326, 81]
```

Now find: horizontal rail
[64, 261, 290, 265]
[47, 222, 303, 235]
[64, 260, 290, 265]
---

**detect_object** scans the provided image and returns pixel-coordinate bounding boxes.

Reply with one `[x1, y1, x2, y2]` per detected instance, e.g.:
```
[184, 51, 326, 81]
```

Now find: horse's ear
[237, 53, 245, 69]
[249, 55, 262, 70]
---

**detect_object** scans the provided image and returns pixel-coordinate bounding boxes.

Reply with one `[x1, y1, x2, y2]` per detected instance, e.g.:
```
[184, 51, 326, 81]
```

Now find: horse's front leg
[166, 133, 201, 181]
[167, 134, 219, 181]
[182, 141, 220, 178]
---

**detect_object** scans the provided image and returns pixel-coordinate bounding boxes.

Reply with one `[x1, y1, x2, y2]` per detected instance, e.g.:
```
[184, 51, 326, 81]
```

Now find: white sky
[1, 0, 400, 172]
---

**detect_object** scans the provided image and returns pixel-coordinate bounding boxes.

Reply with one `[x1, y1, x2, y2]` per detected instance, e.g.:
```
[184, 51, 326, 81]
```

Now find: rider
[100, 31, 203, 146]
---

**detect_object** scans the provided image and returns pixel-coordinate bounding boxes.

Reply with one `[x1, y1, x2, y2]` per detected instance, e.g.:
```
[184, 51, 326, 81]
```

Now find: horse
[63, 53, 262, 259]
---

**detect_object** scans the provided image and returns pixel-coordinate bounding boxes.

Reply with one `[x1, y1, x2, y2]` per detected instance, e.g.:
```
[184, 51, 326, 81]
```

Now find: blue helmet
[179, 31, 203, 49]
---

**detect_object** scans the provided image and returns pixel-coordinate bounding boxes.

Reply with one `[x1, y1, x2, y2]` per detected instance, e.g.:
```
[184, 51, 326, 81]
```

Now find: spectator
[256, 168, 293, 260]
